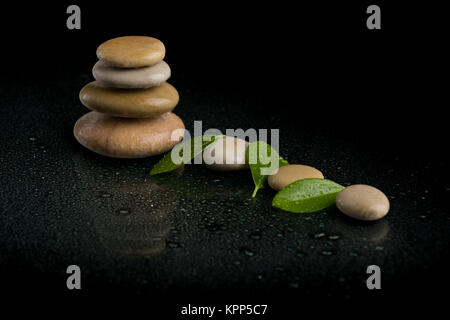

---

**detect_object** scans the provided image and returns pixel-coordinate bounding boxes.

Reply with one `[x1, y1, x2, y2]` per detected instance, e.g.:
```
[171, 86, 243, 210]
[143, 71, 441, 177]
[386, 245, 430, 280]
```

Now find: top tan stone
[96, 36, 166, 68]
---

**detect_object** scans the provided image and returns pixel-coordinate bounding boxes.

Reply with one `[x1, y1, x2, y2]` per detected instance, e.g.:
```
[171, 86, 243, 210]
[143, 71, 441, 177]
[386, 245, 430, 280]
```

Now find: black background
[1, 0, 449, 317]
[2, 1, 447, 160]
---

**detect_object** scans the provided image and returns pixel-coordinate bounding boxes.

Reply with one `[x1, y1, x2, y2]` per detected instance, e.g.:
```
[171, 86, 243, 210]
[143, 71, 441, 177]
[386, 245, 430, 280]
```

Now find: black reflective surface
[1, 1, 449, 316]
[2, 71, 450, 312]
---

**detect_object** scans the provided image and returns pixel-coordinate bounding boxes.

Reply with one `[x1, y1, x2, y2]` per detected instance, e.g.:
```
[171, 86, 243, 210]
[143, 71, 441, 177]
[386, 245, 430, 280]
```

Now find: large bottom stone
[74, 111, 184, 158]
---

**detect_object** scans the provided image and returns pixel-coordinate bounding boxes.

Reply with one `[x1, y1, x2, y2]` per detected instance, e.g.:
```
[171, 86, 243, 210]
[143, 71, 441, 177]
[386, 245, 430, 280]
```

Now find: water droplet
[116, 208, 130, 215]
[321, 250, 333, 256]
[313, 232, 325, 239]
[275, 266, 285, 272]
[167, 241, 180, 248]
[233, 260, 241, 266]
[101, 193, 111, 198]
[240, 247, 255, 257]
[375, 246, 384, 251]
[29, 137, 37, 141]
[328, 235, 340, 240]
[244, 250, 254, 257]
[250, 233, 261, 240]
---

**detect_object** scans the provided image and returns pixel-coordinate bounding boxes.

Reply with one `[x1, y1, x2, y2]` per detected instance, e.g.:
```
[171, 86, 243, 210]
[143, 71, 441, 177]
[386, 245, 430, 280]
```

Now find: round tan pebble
[203, 136, 249, 171]
[268, 164, 324, 191]
[336, 184, 390, 221]
[93, 60, 171, 89]
[96, 36, 165, 68]
[73, 111, 184, 158]
[79, 81, 179, 118]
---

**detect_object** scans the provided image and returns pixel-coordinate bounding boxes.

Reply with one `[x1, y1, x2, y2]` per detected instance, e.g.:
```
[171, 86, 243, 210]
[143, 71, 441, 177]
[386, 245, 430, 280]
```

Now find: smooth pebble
[73, 111, 184, 158]
[93, 60, 171, 89]
[96, 36, 165, 68]
[268, 164, 324, 191]
[79, 81, 179, 118]
[203, 136, 249, 171]
[336, 184, 390, 221]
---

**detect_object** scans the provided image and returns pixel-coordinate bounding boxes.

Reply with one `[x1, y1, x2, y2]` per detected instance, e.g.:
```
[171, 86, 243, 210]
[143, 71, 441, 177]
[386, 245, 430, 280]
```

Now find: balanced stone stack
[74, 36, 185, 158]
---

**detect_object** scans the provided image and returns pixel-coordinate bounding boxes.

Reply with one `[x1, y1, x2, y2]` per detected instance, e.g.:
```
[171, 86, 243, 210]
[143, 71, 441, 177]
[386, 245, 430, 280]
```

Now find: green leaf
[150, 135, 223, 176]
[272, 178, 344, 213]
[246, 141, 289, 198]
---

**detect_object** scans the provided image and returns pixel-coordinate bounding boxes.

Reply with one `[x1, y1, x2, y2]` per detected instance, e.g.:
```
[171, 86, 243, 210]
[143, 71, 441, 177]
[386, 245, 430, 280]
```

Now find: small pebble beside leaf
[150, 135, 223, 175]
[246, 141, 289, 198]
[272, 178, 344, 213]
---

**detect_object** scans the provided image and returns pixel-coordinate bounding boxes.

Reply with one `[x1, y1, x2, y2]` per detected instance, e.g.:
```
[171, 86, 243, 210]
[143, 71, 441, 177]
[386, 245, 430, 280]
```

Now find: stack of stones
[74, 36, 185, 158]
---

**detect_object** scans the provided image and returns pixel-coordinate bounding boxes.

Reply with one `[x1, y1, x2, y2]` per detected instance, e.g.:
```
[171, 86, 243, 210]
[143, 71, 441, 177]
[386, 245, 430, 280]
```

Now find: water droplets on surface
[116, 208, 131, 216]
[167, 241, 181, 249]
[313, 232, 325, 239]
[275, 266, 285, 273]
[250, 232, 261, 240]
[240, 247, 255, 257]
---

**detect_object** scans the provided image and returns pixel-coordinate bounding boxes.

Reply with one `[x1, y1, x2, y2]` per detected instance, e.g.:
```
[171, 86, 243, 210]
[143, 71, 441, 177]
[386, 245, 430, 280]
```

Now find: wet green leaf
[246, 141, 289, 198]
[150, 135, 223, 175]
[272, 178, 344, 213]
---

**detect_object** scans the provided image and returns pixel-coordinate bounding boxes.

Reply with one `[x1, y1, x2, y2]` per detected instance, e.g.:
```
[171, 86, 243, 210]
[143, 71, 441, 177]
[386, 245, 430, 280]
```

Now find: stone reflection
[72, 153, 178, 257]
[332, 213, 390, 243]
[92, 181, 173, 256]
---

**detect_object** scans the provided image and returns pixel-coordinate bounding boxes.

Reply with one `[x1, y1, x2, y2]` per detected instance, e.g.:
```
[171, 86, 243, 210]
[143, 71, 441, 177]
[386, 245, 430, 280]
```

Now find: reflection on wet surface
[73, 153, 178, 257]
[1, 135, 445, 297]
[332, 215, 390, 243]
[92, 182, 172, 257]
